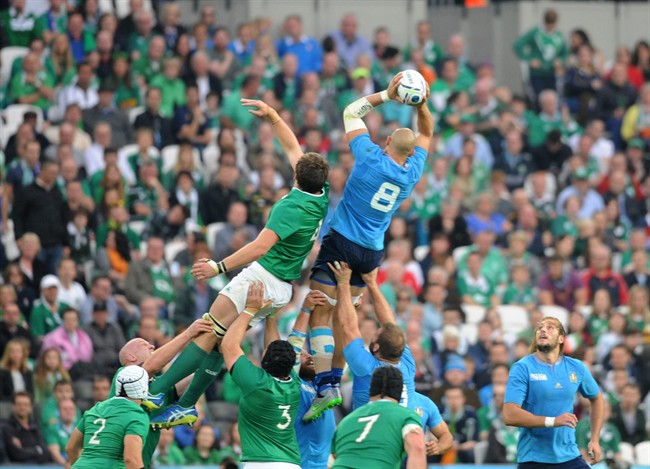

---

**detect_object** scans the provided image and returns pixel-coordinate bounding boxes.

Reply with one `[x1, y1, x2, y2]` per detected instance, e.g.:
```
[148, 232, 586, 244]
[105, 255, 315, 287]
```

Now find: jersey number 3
[370, 182, 401, 213]
[355, 414, 380, 443]
[89, 418, 106, 445]
[277, 405, 292, 430]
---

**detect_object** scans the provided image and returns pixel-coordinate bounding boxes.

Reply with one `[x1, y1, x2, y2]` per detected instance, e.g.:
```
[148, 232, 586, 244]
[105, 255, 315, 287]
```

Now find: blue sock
[315, 371, 332, 395]
[331, 367, 344, 388]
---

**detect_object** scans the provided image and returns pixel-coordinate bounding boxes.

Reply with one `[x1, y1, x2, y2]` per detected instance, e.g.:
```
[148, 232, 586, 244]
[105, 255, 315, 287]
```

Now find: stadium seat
[538, 305, 569, 329]
[3, 104, 44, 132]
[462, 322, 479, 345]
[165, 240, 187, 265]
[474, 440, 488, 464]
[461, 304, 486, 324]
[497, 305, 529, 336]
[635, 441, 650, 465]
[207, 401, 239, 422]
[114, 0, 153, 18]
[206, 222, 227, 253]
[98, 0, 114, 13]
[452, 245, 470, 265]
[202, 144, 220, 177]
[128, 106, 145, 124]
[619, 442, 636, 465]
[0, 401, 12, 420]
[413, 245, 429, 262]
[0, 46, 28, 85]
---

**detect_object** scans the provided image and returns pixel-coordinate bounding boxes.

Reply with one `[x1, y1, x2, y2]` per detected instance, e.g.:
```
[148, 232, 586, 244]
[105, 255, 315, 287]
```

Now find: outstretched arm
[330, 262, 361, 348]
[344, 73, 403, 142]
[241, 99, 303, 170]
[361, 268, 395, 326]
[414, 97, 434, 150]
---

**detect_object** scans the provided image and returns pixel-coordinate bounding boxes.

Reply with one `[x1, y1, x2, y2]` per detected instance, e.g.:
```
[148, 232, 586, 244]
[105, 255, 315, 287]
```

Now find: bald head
[388, 128, 416, 157]
[119, 338, 153, 366]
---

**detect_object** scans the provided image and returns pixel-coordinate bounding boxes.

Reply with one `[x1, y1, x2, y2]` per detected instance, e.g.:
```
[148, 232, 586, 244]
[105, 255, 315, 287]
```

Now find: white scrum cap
[115, 365, 149, 400]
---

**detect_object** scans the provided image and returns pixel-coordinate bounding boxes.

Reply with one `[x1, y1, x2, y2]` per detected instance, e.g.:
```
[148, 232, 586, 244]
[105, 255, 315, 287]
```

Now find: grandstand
[0, 0, 649, 467]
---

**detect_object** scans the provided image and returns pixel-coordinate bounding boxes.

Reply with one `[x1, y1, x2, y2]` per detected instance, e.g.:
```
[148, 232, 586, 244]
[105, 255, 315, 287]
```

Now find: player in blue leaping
[304, 72, 434, 420]
[504, 316, 604, 469]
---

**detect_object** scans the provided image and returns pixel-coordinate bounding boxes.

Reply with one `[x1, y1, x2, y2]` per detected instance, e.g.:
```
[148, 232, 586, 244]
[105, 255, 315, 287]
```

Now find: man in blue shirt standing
[305, 72, 433, 421]
[276, 15, 323, 75]
[504, 316, 604, 469]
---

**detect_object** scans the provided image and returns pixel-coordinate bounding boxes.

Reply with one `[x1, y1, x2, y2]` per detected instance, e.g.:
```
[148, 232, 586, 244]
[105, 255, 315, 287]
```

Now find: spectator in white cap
[29, 275, 70, 340]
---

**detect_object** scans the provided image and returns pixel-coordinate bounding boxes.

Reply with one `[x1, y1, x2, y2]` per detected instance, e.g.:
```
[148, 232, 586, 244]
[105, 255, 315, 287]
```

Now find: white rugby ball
[397, 69, 428, 106]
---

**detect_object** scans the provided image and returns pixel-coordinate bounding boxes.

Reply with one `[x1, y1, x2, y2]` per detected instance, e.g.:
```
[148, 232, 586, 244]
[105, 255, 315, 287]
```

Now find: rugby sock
[288, 329, 307, 371]
[311, 327, 334, 395]
[331, 367, 344, 388]
[148, 342, 207, 395]
[178, 350, 224, 408]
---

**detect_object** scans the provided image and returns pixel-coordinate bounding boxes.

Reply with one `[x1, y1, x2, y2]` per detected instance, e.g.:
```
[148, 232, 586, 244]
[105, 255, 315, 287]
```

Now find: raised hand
[360, 267, 379, 287]
[187, 319, 214, 337]
[240, 99, 279, 123]
[303, 290, 327, 311]
[387, 72, 404, 103]
[245, 281, 271, 314]
[191, 258, 217, 281]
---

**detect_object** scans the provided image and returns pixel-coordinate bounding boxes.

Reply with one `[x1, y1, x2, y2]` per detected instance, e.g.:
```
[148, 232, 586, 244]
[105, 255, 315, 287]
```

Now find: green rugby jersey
[258, 183, 329, 281]
[230, 355, 301, 465]
[72, 397, 149, 469]
[332, 400, 422, 469]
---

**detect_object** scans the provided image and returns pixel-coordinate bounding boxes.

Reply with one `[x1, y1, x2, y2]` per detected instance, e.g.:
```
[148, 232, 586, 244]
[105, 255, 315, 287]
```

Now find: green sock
[178, 350, 224, 408]
[149, 342, 208, 395]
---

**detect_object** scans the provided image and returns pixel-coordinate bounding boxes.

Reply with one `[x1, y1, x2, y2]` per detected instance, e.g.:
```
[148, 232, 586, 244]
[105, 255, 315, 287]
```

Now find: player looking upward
[306, 72, 433, 420]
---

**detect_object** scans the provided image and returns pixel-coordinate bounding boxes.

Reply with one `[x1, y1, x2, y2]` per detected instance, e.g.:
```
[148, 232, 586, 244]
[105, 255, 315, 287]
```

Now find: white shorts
[219, 261, 292, 326]
[243, 463, 301, 469]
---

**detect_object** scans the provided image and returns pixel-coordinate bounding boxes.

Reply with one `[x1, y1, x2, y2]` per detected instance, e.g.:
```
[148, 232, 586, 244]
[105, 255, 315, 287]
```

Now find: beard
[536, 342, 555, 353]
[299, 366, 316, 382]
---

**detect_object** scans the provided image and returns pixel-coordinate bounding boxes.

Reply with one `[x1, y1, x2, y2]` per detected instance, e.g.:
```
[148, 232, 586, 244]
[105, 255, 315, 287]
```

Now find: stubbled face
[535, 320, 564, 353]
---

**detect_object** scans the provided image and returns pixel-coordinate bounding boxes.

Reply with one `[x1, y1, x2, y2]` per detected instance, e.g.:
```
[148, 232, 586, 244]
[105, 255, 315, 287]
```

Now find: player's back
[72, 397, 149, 469]
[330, 134, 426, 250]
[332, 400, 421, 469]
[258, 183, 329, 281]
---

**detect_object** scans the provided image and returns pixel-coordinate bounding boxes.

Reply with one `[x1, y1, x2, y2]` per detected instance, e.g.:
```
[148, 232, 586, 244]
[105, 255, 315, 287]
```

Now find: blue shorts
[518, 457, 591, 469]
[311, 229, 384, 287]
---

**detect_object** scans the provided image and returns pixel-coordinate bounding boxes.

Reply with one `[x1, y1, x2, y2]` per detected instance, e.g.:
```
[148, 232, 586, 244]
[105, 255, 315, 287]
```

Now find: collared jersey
[343, 338, 416, 410]
[330, 134, 426, 250]
[504, 354, 600, 463]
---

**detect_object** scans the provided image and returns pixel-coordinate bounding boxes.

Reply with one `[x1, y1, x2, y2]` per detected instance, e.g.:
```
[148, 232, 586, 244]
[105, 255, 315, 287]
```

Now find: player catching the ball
[305, 71, 433, 421]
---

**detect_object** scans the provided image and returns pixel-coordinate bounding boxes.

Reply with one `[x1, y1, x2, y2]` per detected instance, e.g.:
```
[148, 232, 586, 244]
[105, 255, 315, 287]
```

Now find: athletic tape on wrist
[545, 417, 555, 428]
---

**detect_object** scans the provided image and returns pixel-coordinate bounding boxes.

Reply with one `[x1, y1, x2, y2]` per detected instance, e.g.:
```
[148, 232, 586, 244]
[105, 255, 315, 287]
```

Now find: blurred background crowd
[0, 0, 649, 466]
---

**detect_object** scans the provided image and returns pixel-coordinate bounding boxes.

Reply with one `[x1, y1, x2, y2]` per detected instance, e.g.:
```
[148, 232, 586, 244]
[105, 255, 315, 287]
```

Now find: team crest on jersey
[569, 372, 577, 383]
[415, 407, 423, 417]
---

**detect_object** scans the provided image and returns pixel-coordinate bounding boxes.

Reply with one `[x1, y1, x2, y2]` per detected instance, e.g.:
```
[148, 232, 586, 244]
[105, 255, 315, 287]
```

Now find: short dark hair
[13, 391, 32, 404]
[544, 9, 558, 24]
[369, 366, 403, 401]
[376, 323, 406, 362]
[261, 340, 295, 378]
[295, 152, 329, 194]
[54, 380, 72, 391]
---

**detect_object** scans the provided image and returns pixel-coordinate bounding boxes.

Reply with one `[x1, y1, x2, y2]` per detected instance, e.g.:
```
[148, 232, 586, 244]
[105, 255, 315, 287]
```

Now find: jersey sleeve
[411, 146, 428, 178]
[577, 361, 600, 399]
[264, 199, 298, 240]
[349, 133, 380, 165]
[402, 344, 416, 375]
[425, 399, 443, 429]
[343, 338, 378, 377]
[230, 355, 269, 389]
[402, 410, 424, 439]
[125, 411, 149, 439]
[504, 361, 528, 406]
[75, 413, 86, 434]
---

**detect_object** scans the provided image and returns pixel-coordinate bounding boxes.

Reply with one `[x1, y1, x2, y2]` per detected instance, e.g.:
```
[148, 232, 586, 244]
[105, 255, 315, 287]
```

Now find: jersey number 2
[355, 414, 380, 443]
[89, 418, 106, 445]
[370, 182, 401, 213]
[277, 405, 292, 430]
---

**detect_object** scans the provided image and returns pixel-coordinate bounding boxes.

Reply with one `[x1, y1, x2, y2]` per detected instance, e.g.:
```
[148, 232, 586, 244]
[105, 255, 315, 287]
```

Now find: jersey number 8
[370, 182, 401, 213]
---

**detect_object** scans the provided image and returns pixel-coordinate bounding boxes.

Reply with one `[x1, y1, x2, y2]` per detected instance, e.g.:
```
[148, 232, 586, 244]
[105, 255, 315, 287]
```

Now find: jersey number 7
[355, 414, 380, 443]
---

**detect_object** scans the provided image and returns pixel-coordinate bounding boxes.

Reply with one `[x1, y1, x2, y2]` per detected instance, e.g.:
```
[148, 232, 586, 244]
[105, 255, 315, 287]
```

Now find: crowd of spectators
[0, 0, 649, 466]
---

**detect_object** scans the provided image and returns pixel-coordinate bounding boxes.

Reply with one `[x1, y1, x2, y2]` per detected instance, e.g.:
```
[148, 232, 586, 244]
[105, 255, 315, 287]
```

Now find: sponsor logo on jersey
[530, 373, 548, 381]
[555, 382, 562, 388]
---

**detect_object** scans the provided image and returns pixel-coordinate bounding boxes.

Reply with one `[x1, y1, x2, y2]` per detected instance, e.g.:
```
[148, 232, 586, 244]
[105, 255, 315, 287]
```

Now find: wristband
[545, 417, 555, 428]
[380, 90, 390, 102]
[207, 259, 227, 275]
[300, 307, 313, 315]
[242, 310, 256, 317]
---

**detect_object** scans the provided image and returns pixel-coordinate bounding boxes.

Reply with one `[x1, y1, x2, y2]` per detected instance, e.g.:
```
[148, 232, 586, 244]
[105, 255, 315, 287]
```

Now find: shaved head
[119, 338, 154, 366]
[388, 128, 416, 157]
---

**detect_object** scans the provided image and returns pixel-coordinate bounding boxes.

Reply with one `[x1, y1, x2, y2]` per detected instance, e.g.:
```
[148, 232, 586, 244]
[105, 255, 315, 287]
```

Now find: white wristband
[380, 90, 390, 102]
[545, 417, 555, 428]
[206, 260, 219, 273]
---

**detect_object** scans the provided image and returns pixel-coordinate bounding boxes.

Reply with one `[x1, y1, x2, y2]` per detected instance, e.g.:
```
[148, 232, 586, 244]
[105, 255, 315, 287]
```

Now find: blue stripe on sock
[311, 328, 333, 338]
[324, 345, 335, 353]
[289, 329, 307, 338]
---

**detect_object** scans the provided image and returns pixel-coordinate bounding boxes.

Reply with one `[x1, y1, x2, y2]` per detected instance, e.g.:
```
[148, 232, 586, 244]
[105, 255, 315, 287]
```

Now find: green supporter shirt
[152, 441, 185, 466]
[72, 397, 149, 469]
[551, 215, 579, 237]
[182, 447, 222, 465]
[148, 74, 186, 118]
[403, 40, 444, 68]
[44, 420, 78, 457]
[109, 367, 176, 468]
[502, 284, 535, 306]
[575, 419, 621, 456]
[221, 88, 257, 129]
[457, 271, 496, 308]
[29, 301, 69, 337]
[258, 183, 329, 281]
[230, 355, 301, 465]
[132, 57, 164, 86]
[40, 397, 82, 434]
[458, 247, 509, 287]
[95, 223, 140, 251]
[9, 69, 56, 110]
[0, 9, 38, 47]
[513, 26, 568, 77]
[526, 112, 580, 147]
[331, 399, 422, 469]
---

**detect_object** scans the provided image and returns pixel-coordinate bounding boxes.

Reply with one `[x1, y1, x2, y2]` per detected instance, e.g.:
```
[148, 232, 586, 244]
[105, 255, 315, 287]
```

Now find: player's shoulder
[511, 355, 535, 371]
[562, 355, 588, 372]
